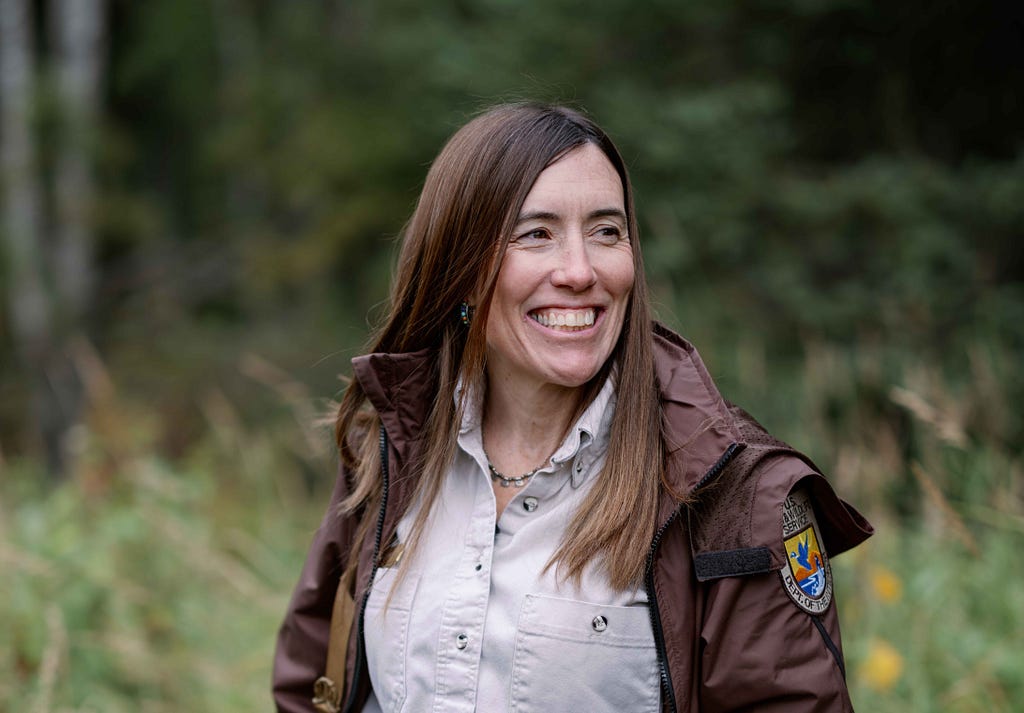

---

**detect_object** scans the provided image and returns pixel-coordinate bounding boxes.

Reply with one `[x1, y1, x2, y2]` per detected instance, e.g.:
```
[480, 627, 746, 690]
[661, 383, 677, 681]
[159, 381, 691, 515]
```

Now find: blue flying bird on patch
[792, 532, 812, 571]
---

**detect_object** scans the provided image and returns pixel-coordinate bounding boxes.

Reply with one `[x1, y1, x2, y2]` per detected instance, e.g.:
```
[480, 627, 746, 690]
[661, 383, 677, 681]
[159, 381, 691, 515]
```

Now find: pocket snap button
[591, 615, 608, 632]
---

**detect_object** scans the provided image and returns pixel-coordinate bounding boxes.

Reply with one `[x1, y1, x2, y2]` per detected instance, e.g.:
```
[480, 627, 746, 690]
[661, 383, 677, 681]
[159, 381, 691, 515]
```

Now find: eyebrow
[514, 208, 627, 226]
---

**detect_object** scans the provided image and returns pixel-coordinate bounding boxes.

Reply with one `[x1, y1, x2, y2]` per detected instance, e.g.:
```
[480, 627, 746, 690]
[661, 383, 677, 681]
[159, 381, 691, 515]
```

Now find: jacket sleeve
[273, 462, 356, 713]
[699, 568, 853, 712]
[696, 465, 865, 713]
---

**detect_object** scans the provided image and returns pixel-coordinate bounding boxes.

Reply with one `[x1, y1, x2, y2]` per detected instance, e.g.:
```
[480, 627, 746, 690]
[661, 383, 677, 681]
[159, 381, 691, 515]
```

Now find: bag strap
[312, 566, 355, 713]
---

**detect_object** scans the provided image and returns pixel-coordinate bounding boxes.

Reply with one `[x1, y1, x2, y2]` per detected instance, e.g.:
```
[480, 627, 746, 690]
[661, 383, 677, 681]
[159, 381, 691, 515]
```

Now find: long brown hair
[336, 103, 662, 590]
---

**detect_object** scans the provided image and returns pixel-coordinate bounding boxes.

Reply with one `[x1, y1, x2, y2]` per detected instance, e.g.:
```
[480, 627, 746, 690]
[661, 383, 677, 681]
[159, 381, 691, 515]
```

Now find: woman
[273, 103, 873, 713]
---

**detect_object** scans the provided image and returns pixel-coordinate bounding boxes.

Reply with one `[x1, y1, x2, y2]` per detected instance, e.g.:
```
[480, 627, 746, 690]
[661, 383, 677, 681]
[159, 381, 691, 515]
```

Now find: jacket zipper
[342, 425, 391, 713]
[644, 442, 744, 713]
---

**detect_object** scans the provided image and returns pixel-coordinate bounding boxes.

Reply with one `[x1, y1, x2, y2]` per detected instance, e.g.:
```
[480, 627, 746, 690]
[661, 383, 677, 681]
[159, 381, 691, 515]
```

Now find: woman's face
[484, 143, 635, 393]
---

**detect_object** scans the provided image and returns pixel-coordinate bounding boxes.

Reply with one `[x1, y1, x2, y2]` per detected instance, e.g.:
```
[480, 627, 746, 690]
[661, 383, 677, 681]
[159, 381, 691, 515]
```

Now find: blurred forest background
[2, 0, 1022, 710]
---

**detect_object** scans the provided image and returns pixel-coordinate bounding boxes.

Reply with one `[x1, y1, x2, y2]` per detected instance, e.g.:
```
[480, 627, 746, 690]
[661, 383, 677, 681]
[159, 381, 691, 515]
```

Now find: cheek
[610, 255, 636, 298]
[485, 277, 525, 341]
[489, 281, 516, 322]
[491, 260, 535, 313]
[622, 268, 636, 294]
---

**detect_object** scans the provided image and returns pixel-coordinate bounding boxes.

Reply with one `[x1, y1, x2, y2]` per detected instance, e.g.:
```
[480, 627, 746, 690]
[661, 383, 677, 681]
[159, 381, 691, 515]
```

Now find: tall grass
[1, 352, 331, 713]
[2, 336, 1020, 711]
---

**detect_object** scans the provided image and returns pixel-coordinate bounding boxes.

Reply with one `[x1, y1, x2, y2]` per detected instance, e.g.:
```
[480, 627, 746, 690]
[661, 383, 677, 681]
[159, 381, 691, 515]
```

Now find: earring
[459, 302, 474, 326]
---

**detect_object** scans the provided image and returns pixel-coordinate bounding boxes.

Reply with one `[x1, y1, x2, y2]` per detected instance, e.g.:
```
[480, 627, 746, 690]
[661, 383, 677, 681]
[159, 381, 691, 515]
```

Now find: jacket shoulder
[688, 404, 873, 581]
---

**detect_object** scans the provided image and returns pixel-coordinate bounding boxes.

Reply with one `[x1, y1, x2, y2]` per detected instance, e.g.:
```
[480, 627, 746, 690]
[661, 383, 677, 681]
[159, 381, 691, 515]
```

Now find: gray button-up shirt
[362, 377, 660, 713]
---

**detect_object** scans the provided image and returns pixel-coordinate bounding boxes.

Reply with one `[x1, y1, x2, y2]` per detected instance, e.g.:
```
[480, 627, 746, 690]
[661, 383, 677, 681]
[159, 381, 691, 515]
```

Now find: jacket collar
[652, 323, 743, 502]
[351, 347, 435, 466]
[351, 324, 742, 500]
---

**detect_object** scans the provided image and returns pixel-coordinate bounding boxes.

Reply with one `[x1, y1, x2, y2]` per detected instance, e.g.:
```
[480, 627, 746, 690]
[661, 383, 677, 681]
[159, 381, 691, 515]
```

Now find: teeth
[530, 308, 596, 331]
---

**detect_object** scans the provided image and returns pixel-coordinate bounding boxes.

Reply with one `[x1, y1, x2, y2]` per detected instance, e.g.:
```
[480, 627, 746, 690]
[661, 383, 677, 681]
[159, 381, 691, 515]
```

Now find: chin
[544, 362, 608, 389]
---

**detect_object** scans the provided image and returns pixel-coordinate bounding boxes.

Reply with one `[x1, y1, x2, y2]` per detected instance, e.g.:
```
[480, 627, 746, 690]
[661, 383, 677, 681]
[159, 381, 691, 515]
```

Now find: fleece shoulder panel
[688, 406, 873, 581]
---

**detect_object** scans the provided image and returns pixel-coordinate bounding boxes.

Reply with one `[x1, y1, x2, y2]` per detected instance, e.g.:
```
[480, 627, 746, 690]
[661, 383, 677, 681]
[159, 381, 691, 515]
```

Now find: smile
[528, 307, 598, 331]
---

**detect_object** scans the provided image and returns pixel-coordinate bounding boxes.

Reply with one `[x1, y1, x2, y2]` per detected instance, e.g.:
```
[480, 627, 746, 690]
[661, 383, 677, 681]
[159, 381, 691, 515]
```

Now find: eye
[514, 228, 551, 243]
[592, 225, 625, 244]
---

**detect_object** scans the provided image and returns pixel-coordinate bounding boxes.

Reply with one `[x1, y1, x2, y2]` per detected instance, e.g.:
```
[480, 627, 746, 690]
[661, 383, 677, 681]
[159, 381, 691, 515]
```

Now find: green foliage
[2, 0, 1022, 709]
[2, 424, 322, 711]
[836, 523, 1024, 712]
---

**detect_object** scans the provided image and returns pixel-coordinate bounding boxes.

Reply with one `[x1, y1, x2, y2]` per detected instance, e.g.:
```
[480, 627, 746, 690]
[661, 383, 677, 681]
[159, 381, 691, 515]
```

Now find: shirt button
[591, 615, 608, 632]
[474, 563, 482, 571]
[456, 633, 469, 650]
[523, 497, 539, 512]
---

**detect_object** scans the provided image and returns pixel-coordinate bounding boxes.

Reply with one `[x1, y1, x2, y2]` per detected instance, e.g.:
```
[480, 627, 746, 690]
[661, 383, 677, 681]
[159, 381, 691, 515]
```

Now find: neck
[481, 371, 582, 476]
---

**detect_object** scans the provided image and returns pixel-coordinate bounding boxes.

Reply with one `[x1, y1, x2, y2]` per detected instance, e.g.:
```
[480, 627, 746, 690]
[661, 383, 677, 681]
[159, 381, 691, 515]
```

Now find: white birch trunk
[50, 0, 105, 315]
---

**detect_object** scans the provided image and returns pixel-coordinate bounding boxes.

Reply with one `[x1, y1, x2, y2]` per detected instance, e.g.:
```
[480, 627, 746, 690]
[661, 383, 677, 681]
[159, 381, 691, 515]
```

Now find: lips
[528, 307, 598, 331]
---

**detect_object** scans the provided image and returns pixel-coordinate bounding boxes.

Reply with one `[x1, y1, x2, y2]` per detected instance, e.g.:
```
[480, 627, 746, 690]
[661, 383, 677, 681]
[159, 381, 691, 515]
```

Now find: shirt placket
[431, 465, 497, 713]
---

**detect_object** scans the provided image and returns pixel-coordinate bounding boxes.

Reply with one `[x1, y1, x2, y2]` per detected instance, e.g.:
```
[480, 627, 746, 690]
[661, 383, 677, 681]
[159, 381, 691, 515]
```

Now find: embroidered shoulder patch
[779, 489, 833, 615]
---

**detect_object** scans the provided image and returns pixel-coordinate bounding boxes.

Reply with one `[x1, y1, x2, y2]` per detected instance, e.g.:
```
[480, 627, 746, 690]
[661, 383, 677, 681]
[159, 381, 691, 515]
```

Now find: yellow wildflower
[858, 638, 904, 692]
[869, 566, 903, 604]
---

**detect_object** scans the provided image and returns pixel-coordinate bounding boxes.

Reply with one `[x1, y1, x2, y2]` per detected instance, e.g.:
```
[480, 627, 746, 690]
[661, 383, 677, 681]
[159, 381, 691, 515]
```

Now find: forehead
[520, 144, 624, 212]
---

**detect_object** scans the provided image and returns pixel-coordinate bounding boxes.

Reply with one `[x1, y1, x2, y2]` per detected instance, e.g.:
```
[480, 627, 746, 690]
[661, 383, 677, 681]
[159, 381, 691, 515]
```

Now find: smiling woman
[273, 104, 874, 713]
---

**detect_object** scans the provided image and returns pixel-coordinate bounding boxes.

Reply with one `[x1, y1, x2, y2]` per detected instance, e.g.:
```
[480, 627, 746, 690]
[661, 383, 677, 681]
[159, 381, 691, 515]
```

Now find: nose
[551, 236, 597, 291]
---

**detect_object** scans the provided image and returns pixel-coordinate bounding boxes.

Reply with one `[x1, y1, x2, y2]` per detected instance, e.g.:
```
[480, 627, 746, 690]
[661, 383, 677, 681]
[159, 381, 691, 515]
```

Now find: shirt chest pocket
[510, 594, 661, 713]
[364, 566, 420, 713]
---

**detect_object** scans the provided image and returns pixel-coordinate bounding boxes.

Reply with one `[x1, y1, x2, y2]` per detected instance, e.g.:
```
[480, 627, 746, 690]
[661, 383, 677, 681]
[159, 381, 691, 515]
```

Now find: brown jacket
[273, 324, 873, 712]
